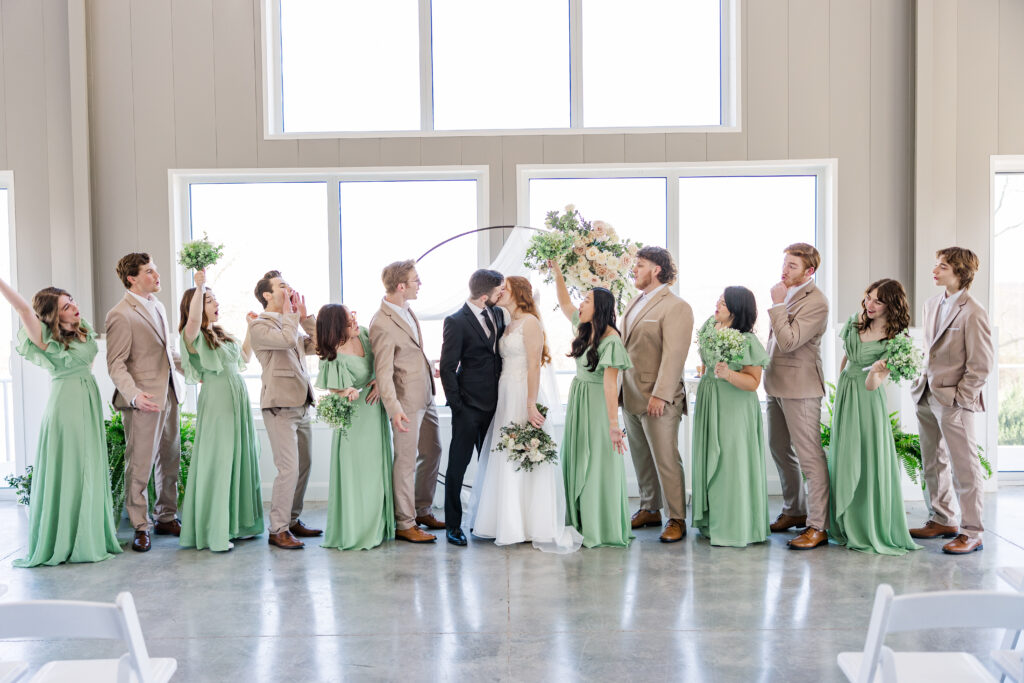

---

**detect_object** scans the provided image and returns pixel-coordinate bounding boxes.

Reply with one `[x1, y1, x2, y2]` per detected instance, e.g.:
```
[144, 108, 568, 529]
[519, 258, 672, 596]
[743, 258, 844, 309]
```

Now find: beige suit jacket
[105, 292, 184, 410]
[910, 291, 993, 412]
[249, 312, 318, 409]
[620, 287, 694, 415]
[369, 301, 435, 418]
[764, 282, 829, 399]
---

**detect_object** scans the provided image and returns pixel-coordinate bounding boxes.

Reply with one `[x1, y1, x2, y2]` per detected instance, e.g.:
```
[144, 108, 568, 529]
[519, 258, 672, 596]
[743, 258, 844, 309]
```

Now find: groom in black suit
[439, 269, 506, 546]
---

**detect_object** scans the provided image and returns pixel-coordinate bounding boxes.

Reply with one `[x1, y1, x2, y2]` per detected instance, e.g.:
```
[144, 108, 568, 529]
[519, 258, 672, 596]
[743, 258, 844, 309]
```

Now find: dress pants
[123, 383, 181, 531]
[392, 403, 443, 530]
[263, 405, 313, 534]
[444, 405, 494, 530]
[766, 395, 829, 531]
[624, 399, 686, 521]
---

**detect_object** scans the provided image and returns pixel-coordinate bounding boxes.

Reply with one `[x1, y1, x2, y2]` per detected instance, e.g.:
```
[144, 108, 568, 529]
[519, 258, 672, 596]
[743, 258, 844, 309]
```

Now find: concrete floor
[3, 491, 1024, 682]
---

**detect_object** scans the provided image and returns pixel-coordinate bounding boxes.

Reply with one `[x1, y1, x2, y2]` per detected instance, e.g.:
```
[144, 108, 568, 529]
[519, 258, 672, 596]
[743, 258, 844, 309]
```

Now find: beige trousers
[123, 383, 181, 531]
[262, 405, 313, 534]
[392, 403, 442, 530]
[915, 386, 985, 539]
[766, 395, 829, 531]
[624, 400, 686, 521]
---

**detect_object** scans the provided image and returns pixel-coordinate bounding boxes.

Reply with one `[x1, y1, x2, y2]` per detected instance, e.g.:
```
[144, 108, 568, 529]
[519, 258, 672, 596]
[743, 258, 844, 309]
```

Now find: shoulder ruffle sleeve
[179, 332, 230, 385]
[597, 335, 633, 372]
[730, 333, 770, 369]
[16, 319, 95, 372]
[316, 356, 355, 391]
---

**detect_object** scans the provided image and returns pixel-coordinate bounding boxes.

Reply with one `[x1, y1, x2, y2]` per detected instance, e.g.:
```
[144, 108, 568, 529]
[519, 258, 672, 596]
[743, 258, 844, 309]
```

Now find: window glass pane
[280, 0, 420, 132]
[431, 0, 570, 130]
[188, 182, 329, 404]
[528, 177, 667, 401]
[0, 189, 12, 478]
[339, 180, 479, 405]
[582, 0, 721, 127]
[994, 173, 1024, 469]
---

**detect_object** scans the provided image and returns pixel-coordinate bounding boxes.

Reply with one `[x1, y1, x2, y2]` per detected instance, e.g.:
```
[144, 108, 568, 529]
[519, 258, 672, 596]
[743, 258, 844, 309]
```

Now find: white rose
[529, 450, 544, 462]
[565, 204, 576, 213]
[585, 246, 600, 261]
[606, 227, 618, 241]
[593, 220, 609, 232]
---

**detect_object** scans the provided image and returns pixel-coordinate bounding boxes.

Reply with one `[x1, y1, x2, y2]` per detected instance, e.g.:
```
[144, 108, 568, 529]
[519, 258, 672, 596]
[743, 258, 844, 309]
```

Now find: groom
[439, 269, 506, 546]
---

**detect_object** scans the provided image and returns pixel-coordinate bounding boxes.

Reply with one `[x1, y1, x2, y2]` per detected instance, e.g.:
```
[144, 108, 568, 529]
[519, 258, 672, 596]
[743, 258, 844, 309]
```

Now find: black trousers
[444, 405, 495, 530]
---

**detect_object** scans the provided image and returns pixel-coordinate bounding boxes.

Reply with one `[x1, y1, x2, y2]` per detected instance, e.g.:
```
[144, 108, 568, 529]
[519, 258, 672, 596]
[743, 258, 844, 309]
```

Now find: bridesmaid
[178, 269, 264, 551]
[315, 303, 395, 550]
[549, 261, 633, 548]
[828, 279, 920, 555]
[691, 287, 771, 547]
[0, 277, 120, 567]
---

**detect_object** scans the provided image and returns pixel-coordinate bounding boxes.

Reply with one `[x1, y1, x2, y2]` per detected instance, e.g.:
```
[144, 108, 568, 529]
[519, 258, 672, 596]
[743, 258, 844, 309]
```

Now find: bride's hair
[504, 276, 551, 366]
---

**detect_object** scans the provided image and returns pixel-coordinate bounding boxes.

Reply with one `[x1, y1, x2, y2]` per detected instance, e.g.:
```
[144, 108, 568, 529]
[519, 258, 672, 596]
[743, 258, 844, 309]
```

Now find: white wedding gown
[469, 322, 583, 554]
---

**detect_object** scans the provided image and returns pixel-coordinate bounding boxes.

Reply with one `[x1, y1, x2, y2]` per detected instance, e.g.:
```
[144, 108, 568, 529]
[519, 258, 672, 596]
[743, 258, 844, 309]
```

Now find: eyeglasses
[405, 278, 422, 285]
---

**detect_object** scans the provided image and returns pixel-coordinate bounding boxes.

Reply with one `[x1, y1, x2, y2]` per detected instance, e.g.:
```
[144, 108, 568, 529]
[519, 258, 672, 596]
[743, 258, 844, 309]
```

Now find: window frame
[0, 171, 24, 481]
[261, 0, 741, 139]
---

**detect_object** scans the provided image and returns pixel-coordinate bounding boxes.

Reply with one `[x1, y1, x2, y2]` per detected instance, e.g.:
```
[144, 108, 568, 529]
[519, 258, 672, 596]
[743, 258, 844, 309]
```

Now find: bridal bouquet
[524, 206, 641, 314]
[316, 392, 356, 436]
[178, 232, 225, 271]
[495, 404, 558, 473]
[697, 324, 746, 366]
[883, 331, 923, 383]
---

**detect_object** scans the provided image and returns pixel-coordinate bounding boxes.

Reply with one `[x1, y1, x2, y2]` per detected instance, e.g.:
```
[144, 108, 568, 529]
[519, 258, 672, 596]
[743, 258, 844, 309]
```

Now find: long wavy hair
[32, 287, 88, 349]
[316, 304, 352, 361]
[856, 278, 910, 339]
[504, 276, 551, 366]
[568, 287, 619, 372]
[178, 288, 234, 350]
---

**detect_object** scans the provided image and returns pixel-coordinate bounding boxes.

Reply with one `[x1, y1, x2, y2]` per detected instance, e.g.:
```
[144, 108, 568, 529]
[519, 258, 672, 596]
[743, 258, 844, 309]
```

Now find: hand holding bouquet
[697, 323, 746, 366]
[882, 331, 923, 383]
[179, 232, 225, 271]
[495, 404, 558, 472]
[316, 392, 357, 436]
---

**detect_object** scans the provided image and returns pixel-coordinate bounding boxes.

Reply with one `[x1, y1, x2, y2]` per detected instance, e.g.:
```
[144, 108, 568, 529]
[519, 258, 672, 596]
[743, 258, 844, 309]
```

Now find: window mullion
[419, 0, 434, 132]
[569, 0, 583, 129]
[667, 172, 681, 295]
[328, 177, 343, 303]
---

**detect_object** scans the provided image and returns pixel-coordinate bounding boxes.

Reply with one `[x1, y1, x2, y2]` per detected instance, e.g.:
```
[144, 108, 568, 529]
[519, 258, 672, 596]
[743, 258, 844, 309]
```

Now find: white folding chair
[0, 591, 176, 683]
[837, 583, 1024, 683]
[994, 568, 1024, 682]
[0, 583, 29, 683]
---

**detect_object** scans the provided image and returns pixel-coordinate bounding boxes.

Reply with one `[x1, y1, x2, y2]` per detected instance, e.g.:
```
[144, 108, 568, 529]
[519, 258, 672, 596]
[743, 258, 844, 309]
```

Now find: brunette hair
[784, 243, 821, 272]
[32, 287, 88, 349]
[722, 286, 757, 334]
[178, 288, 234, 350]
[856, 278, 910, 340]
[254, 270, 281, 309]
[504, 275, 551, 366]
[469, 269, 504, 299]
[315, 304, 352, 361]
[115, 253, 151, 289]
[568, 287, 619, 372]
[936, 246, 980, 291]
[381, 260, 417, 295]
[635, 246, 677, 285]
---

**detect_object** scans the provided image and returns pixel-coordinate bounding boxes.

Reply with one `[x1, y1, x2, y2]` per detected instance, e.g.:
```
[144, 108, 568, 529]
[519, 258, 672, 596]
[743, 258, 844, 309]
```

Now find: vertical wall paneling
[707, 0, 747, 161]
[582, 134, 625, 163]
[339, 138, 381, 166]
[296, 139, 341, 168]
[745, 0, 788, 160]
[213, 0, 259, 168]
[541, 135, 583, 164]
[420, 137, 463, 166]
[788, 0, 829, 159]
[501, 136, 542, 227]
[252, 0, 297, 167]
[665, 133, 707, 161]
[624, 133, 667, 163]
[67, 0, 94, 319]
[461, 136, 502, 231]
[0, 1, 8, 169]
[379, 138, 422, 166]
[170, 0, 218, 169]
[998, 0, 1024, 154]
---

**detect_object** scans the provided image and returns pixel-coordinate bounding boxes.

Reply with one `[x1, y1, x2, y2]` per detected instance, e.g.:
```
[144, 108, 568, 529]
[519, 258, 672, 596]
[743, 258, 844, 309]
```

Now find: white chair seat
[992, 649, 1024, 683]
[0, 661, 28, 683]
[29, 657, 177, 683]
[998, 567, 1024, 593]
[837, 651, 997, 682]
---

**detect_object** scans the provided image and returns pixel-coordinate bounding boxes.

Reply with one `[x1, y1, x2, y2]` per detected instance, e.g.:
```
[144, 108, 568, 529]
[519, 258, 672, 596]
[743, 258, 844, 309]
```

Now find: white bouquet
[883, 331, 923, 383]
[494, 405, 558, 473]
[697, 323, 746, 366]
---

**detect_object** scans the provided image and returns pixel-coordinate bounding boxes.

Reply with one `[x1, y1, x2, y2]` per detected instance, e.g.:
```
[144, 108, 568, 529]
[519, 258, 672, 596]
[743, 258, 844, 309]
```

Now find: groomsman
[106, 253, 185, 553]
[250, 270, 321, 549]
[370, 260, 444, 543]
[909, 247, 994, 554]
[620, 247, 693, 542]
[765, 243, 830, 550]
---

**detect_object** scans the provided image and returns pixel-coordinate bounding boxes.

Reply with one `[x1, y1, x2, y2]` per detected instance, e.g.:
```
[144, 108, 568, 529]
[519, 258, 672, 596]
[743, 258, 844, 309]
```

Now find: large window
[993, 169, 1024, 471]
[0, 181, 12, 480]
[265, 0, 736, 136]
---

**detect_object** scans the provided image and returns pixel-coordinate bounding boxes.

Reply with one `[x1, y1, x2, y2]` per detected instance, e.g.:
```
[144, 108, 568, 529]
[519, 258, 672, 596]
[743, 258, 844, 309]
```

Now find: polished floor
[3, 490, 1024, 682]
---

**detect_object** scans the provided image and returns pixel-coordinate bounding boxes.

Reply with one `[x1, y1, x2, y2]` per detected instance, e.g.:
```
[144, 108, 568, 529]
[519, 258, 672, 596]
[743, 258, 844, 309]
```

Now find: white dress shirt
[625, 284, 666, 335]
[383, 298, 419, 344]
[128, 290, 167, 336]
[936, 288, 964, 334]
[772, 278, 814, 309]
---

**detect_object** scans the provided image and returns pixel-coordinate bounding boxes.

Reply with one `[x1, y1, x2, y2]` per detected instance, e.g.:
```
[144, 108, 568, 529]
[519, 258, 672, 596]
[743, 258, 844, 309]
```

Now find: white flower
[528, 449, 544, 462]
[585, 246, 600, 261]
[606, 227, 618, 241]
[565, 204, 576, 213]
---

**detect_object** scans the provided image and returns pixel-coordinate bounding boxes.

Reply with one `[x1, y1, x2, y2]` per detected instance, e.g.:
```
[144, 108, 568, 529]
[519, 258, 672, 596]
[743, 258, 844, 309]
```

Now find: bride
[470, 276, 583, 553]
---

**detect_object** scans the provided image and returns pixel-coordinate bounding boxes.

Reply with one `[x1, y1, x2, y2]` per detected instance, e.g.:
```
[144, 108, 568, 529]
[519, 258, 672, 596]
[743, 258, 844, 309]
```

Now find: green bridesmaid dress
[561, 313, 634, 548]
[316, 327, 395, 550]
[828, 315, 920, 556]
[691, 317, 771, 547]
[179, 333, 264, 551]
[14, 320, 121, 567]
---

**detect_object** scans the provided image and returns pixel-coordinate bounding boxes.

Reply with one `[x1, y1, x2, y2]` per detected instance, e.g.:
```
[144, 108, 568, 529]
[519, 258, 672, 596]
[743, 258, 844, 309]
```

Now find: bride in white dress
[470, 276, 583, 553]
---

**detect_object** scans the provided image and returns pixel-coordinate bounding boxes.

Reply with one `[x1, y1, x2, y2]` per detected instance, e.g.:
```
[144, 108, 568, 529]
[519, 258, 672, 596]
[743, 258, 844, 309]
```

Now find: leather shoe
[631, 509, 662, 529]
[909, 520, 959, 539]
[416, 513, 446, 530]
[154, 519, 181, 536]
[769, 513, 807, 533]
[942, 534, 983, 555]
[396, 526, 436, 543]
[788, 527, 828, 550]
[446, 528, 467, 546]
[131, 530, 151, 552]
[268, 530, 304, 549]
[660, 519, 686, 543]
[289, 520, 323, 537]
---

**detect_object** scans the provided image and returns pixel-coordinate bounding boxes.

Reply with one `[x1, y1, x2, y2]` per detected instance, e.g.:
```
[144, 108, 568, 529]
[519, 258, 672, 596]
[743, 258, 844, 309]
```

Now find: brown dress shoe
[415, 513, 446, 530]
[942, 534, 983, 554]
[154, 519, 182, 536]
[131, 530, 151, 552]
[659, 519, 686, 543]
[631, 509, 662, 529]
[788, 527, 828, 550]
[396, 526, 437, 543]
[289, 520, 323, 537]
[769, 513, 807, 533]
[909, 520, 958, 539]
[268, 530, 304, 549]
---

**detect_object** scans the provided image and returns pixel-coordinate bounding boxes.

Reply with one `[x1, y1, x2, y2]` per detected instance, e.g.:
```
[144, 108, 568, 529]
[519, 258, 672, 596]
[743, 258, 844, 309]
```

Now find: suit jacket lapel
[932, 295, 968, 347]
[124, 293, 165, 341]
[380, 303, 418, 345]
[626, 288, 667, 344]
[462, 304, 490, 346]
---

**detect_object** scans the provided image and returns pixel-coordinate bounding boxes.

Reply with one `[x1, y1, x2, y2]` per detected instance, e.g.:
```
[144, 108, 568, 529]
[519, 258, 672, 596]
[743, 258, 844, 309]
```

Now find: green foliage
[4, 465, 33, 506]
[178, 232, 225, 271]
[999, 383, 1024, 446]
[316, 393, 356, 435]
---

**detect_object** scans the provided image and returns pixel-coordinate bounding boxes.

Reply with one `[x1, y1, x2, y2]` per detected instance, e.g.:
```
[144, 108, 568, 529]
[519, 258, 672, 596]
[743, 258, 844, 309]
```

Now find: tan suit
[106, 292, 185, 531]
[912, 291, 994, 539]
[249, 312, 318, 534]
[620, 287, 694, 521]
[369, 300, 442, 531]
[764, 282, 830, 531]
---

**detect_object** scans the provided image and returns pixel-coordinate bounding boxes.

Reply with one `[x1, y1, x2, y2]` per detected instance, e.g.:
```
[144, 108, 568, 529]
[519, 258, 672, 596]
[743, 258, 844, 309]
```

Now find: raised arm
[547, 260, 577, 321]
[249, 313, 301, 351]
[522, 316, 546, 427]
[182, 270, 206, 351]
[768, 294, 829, 353]
[0, 276, 44, 350]
[241, 313, 256, 363]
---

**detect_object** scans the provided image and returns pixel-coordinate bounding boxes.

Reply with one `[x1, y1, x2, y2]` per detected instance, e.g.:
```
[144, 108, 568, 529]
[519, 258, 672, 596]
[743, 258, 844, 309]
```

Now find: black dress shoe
[446, 528, 467, 546]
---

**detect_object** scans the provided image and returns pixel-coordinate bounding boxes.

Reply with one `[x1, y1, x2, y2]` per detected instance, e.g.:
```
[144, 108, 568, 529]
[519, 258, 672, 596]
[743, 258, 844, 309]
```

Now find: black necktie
[483, 308, 496, 340]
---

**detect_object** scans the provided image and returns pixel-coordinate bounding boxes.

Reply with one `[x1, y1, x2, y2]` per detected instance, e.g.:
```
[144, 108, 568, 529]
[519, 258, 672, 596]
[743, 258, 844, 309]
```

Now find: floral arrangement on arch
[524, 206, 641, 314]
